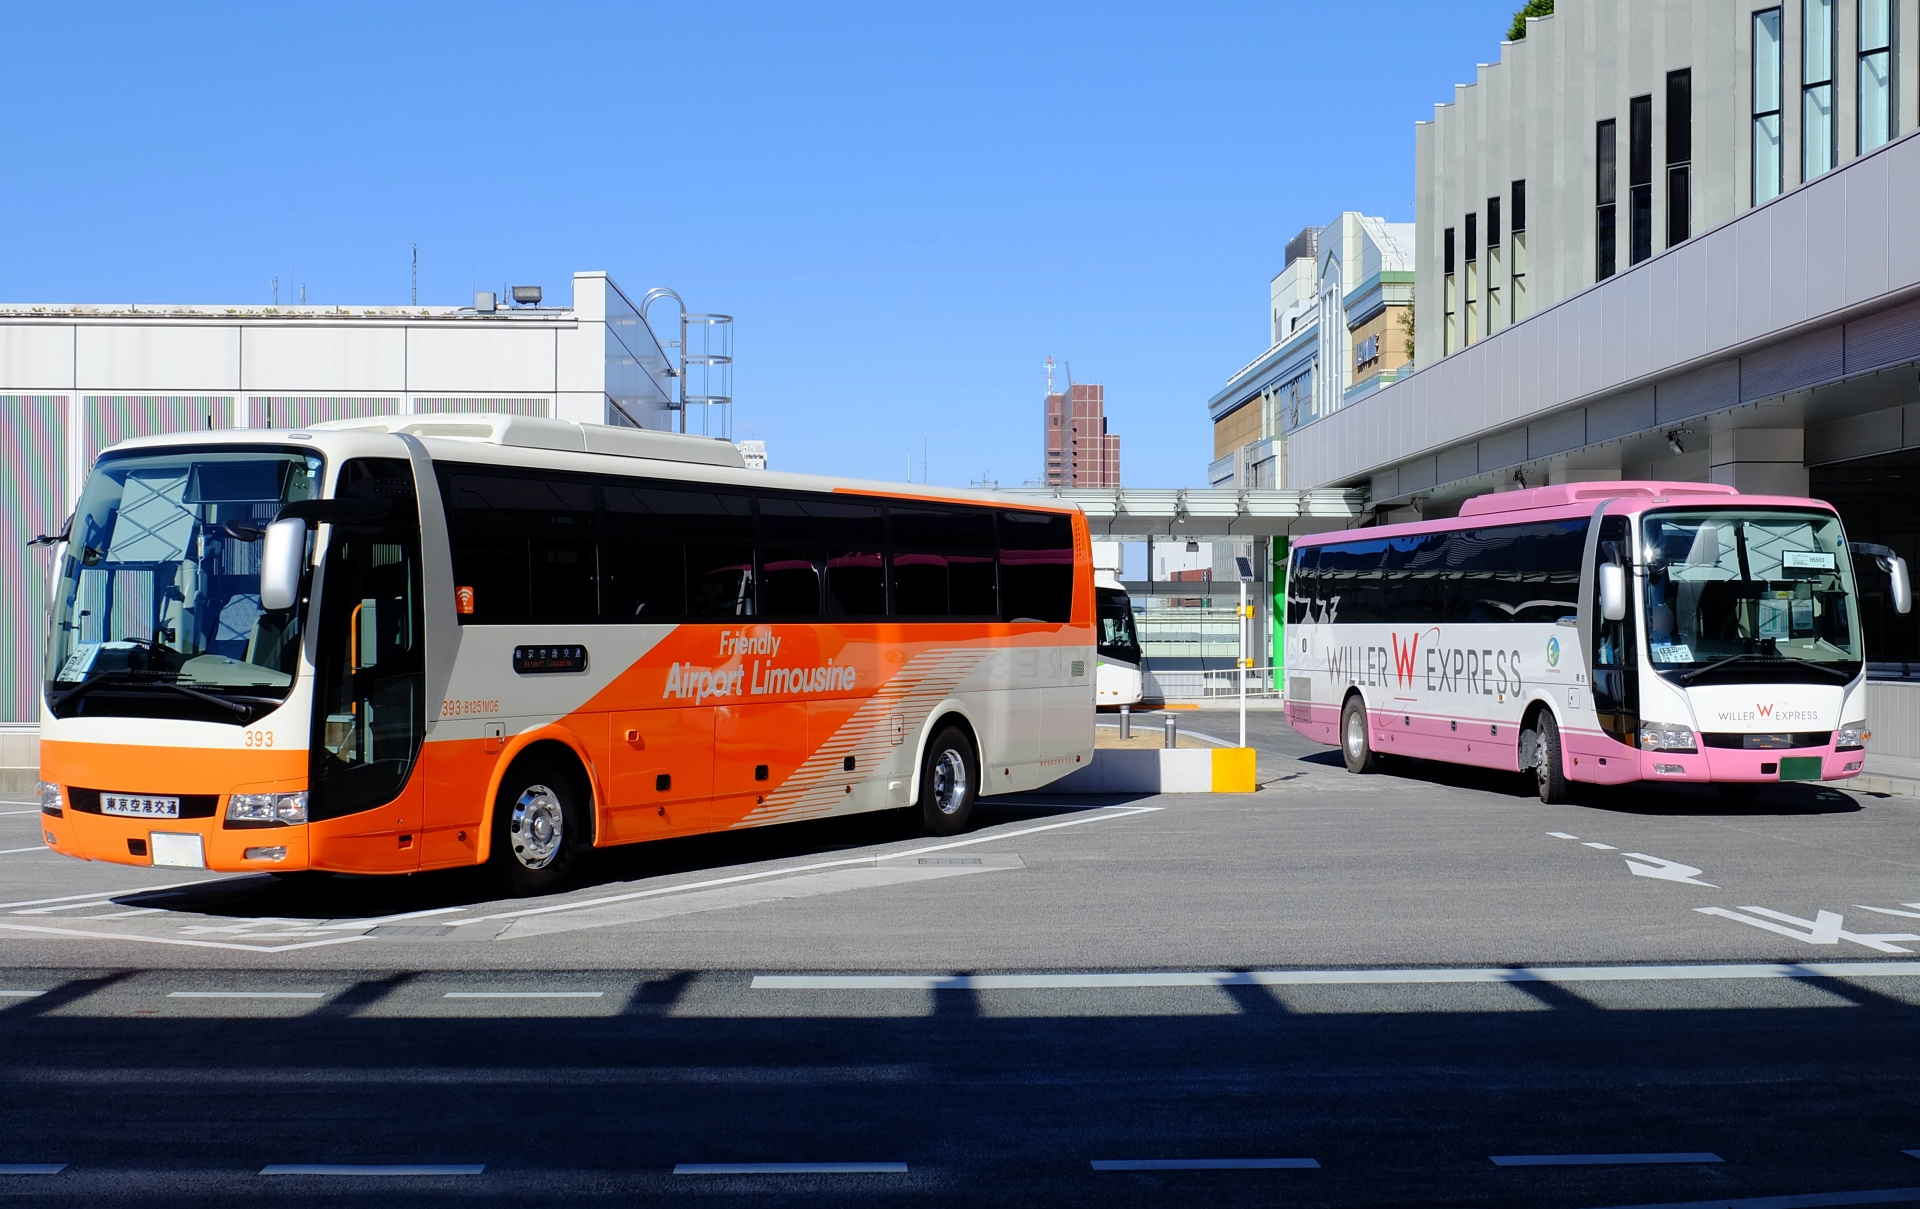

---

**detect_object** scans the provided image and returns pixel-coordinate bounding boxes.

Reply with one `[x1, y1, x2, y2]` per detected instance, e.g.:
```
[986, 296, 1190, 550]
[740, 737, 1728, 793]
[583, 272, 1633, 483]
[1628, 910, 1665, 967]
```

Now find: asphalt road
[7, 715, 1920, 1206]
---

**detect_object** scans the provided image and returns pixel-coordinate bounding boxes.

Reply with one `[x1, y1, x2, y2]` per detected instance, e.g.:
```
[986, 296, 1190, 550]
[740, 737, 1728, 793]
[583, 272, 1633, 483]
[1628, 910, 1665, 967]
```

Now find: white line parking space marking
[1548, 832, 1579, 840]
[1490, 1152, 1722, 1166]
[1092, 1158, 1319, 1170]
[260, 1164, 484, 1176]
[443, 992, 604, 999]
[1583, 842, 1618, 850]
[0, 881, 218, 910]
[167, 991, 325, 1000]
[1623, 854, 1717, 887]
[675, 1162, 907, 1174]
[0, 846, 49, 855]
[0, 809, 48, 816]
[0, 990, 46, 998]
[0, 1164, 66, 1174]
[1697, 907, 1920, 953]
[755, 962, 1920, 990]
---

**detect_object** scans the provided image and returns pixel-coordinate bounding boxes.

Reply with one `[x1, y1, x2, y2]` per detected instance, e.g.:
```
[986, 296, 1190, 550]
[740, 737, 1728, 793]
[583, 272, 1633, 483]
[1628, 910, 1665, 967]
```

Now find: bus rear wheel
[489, 755, 584, 896]
[1341, 697, 1380, 774]
[919, 725, 978, 836]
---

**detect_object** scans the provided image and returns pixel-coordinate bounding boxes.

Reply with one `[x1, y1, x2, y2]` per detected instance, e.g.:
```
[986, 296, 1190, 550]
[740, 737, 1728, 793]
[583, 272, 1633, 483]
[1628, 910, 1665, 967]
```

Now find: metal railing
[1144, 665, 1283, 702]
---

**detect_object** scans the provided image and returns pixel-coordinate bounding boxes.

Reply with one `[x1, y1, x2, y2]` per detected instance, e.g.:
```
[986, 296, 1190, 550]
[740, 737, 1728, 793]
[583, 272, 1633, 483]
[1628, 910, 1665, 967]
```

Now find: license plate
[1779, 756, 1824, 781]
[102, 794, 180, 819]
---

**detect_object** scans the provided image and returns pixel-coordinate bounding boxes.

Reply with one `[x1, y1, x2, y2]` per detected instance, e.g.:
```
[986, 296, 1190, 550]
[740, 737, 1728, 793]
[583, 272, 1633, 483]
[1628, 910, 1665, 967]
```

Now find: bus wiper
[53, 673, 253, 718]
[1679, 651, 1852, 684]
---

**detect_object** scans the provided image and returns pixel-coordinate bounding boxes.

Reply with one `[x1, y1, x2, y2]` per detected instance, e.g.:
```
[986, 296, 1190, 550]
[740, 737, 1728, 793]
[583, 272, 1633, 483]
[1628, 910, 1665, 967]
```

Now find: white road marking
[17, 900, 124, 915]
[260, 1164, 484, 1176]
[0, 881, 214, 910]
[1091, 1158, 1318, 1170]
[755, 962, 1920, 990]
[0, 846, 49, 855]
[1697, 907, 1920, 953]
[0, 991, 46, 998]
[1547, 832, 1579, 840]
[0, 1164, 66, 1174]
[167, 991, 325, 999]
[443, 992, 604, 999]
[1490, 1152, 1721, 1166]
[0, 809, 48, 816]
[76, 908, 166, 920]
[1582, 1190, 1920, 1209]
[1583, 842, 1618, 850]
[675, 1162, 907, 1174]
[1623, 854, 1717, 887]
[0, 922, 371, 953]
[449, 805, 1160, 929]
[1857, 904, 1920, 921]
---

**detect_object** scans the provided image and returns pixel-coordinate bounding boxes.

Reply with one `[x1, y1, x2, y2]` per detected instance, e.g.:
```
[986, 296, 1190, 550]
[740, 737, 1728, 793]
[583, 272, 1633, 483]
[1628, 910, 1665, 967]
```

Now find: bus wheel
[490, 756, 583, 896]
[919, 725, 978, 837]
[1340, 697, 1380, 774]
[1534, 713, 1571, 805]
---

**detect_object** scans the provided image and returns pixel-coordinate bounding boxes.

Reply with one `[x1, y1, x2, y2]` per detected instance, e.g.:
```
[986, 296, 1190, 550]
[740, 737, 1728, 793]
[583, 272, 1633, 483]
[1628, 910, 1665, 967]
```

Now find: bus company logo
[1330, 631, 1522, 698]
[1546, 637, 1560, 668]
[1714, 701, 1823, 725]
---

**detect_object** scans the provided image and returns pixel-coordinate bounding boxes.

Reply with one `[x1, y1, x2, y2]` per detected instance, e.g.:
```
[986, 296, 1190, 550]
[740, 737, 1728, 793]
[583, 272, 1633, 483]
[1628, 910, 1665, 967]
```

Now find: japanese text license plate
[102, 794, 180, 819]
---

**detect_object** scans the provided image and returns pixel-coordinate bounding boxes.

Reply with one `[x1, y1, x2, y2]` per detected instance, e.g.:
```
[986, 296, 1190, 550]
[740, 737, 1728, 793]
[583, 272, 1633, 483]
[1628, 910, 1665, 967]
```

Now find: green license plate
[1779, 756, 1823, 781]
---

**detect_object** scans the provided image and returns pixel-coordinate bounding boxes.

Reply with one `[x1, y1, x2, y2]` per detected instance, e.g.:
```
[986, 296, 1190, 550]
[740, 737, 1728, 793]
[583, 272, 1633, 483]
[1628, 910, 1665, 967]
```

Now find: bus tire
[1340, 696, 1380, 774]
[489, 754, 584, 896]
[1535, 712, 1571, 805]
[919, 725, 978, 836]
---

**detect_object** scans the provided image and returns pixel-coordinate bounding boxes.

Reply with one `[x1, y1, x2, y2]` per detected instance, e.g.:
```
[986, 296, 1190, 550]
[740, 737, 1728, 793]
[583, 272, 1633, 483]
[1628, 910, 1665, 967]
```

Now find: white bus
[1283, 481, 1910, 803]
[1094, 569, 1144, 707]
[36, 414, 1096, 893]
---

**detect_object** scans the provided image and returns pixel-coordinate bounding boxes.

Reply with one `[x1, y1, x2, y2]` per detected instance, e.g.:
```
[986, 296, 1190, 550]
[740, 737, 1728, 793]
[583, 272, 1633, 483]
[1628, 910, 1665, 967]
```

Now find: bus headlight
[1837, 722, 1869, 750]
[227, 791, 309, 825]
[1639, 722, 1697, 753]
[37, 780, 64, 817]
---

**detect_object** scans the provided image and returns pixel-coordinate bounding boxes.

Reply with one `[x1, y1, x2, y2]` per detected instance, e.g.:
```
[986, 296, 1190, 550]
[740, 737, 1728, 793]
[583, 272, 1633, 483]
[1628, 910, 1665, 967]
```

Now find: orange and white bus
[36, 414, 1096, 893]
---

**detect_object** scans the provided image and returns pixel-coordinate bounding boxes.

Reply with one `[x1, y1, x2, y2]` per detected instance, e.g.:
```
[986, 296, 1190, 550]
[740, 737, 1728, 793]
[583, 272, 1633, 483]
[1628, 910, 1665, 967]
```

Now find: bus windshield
[1096, 586, 1140, 664]
[1640, 507, 1861, 686]
[45, 448, 322, 724]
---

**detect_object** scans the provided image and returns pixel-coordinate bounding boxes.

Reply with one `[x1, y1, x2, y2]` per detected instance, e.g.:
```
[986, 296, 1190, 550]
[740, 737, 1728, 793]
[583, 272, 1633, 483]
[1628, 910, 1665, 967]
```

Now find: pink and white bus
[1282, 482, 1911, 803]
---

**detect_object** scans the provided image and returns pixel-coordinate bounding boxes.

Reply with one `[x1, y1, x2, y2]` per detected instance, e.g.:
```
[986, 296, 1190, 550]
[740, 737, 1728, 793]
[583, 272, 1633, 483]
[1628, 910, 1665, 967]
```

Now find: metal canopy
[1006, 487, 1367, 537]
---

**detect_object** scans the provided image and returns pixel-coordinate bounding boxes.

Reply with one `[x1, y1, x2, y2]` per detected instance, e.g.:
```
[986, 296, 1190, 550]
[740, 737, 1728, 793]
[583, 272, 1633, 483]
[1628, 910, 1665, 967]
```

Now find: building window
[1804, 0, 1835, 180]
[1754, 8, 1783, 204]
[1443, 226, 1457, 355]
[1667, 69, 1693, 245]
[1464, 212, 1478, 345]
[1629, 94, 1653, 265]
[1596, 119, 1618, 280]
[1859, 0, 1896, 151]
[1486, 195, 1503, 334]
[1511, 180, 1527, 323]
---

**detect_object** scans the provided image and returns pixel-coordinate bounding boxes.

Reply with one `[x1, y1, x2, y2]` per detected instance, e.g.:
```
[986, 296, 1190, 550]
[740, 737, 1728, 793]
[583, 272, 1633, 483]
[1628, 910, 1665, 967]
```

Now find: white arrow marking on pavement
[1622, 854, 1717, 887]
[1696, 906, 1920, 953]
[1854, 903, 1920, 920]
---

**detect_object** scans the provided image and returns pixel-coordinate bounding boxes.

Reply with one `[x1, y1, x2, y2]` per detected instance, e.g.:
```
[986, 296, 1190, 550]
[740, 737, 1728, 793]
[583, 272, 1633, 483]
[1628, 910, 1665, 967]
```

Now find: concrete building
[0, 271, 704, 784]
[1206, 213, 1415, 492]
[1044, 381, 1121, 488]
[1278, 0, 1920, 770]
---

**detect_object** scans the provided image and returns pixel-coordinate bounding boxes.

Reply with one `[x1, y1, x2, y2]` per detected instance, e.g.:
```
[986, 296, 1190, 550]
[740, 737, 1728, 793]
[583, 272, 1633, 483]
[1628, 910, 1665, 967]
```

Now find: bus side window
[441, 469, 596, 622]
[1589, 518, 1638, 742]
[891, 506, 997, 618]
[601, 482, 753, 620]
[1315, 541, 1385, 625]
[757, 494, 885, 618]
[1286, 547, 1319, 626]
[999, 511, 1074, 624]
[1383, 532, 1448, 624]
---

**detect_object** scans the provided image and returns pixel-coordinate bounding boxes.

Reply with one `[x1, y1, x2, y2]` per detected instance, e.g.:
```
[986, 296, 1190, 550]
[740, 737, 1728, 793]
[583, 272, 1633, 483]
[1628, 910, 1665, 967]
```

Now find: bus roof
[1293, 480, 1839, 548]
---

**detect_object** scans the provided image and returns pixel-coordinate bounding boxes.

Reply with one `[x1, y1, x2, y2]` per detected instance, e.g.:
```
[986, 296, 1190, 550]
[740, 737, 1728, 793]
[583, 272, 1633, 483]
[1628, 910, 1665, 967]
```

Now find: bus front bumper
[40, 806, 311, 873]
[1639, 747, 1865, 783]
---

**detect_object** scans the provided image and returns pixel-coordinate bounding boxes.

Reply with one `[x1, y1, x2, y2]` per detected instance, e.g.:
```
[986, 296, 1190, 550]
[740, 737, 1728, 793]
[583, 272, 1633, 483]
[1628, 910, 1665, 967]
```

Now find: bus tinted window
[998, 510, 1074, 623]
[600, 483, 754, 618]
[1314, 539, 1386, 624]
[1446, 519, 1585, 623]
[891, 506, 998, 618]
[1286, 546, 1319, 625]
[443, 471, 598, 620]
[758, 496, 886, 617]
[1382, 532, 1450, 624]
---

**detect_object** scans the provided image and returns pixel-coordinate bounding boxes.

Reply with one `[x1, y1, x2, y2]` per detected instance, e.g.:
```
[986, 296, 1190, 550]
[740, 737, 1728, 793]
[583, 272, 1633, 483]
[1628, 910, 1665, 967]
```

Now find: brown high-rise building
[1043, 382, 1121, 487]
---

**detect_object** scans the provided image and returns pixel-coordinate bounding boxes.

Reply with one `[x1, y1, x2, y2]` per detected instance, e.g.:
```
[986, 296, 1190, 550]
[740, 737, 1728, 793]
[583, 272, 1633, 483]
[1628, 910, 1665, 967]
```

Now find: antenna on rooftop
[411, 245, 418, 305]
[1045, 356, 1055, 395]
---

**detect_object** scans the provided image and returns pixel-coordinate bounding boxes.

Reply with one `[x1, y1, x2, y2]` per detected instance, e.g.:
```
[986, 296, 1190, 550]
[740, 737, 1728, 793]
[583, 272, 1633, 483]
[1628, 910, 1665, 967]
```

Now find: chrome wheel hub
[931, 748, 969, 816]
[509, 783, 564, 869]
[1345, 711, 1364, 758]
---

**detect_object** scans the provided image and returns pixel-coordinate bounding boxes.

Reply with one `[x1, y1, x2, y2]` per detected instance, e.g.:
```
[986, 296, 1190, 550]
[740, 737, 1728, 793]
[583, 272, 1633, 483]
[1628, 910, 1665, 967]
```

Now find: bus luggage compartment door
[609, 707, 714, 840]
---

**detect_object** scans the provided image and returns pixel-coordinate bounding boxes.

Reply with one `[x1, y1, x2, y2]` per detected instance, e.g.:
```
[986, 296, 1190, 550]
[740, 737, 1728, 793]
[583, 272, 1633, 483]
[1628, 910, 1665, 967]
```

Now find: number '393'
[244, 730, 275, 748]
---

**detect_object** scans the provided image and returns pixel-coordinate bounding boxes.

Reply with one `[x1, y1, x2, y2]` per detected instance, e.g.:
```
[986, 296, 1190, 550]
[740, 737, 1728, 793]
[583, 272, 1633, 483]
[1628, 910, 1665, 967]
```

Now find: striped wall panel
[0, 397, 66, 724]
[82, 396, 234, 469]
[412, 397, 550, 417]
[250, 397, 401, 429]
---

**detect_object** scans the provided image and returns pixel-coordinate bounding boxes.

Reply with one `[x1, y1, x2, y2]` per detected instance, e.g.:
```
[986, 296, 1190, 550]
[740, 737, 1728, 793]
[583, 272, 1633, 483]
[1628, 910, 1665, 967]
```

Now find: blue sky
[2, 1, 1515, 489]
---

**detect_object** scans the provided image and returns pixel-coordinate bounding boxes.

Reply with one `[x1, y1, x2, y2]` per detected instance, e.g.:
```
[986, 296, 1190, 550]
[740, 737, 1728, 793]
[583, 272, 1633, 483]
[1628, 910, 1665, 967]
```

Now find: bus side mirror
[1891, 555, 1913, 616]
[260, 518, 307, 611]
[1599, 562, 1627, 622]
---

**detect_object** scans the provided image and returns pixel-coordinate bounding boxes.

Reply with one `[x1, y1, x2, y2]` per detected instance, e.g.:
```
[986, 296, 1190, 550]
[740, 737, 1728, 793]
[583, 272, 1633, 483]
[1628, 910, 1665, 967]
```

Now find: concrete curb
[1051, 747, 1258, 793]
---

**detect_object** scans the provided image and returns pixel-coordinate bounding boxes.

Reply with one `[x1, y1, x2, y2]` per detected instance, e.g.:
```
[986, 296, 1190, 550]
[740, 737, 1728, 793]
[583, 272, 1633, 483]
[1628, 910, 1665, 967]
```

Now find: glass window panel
[1754, 112, 1783, 203]
[1804, 84, 1834, 177]
[1861, 0, 1890, 48]
[1805, 0, 1833, 82]
[1860, 50, 1892, 149]
[1754, 10, 1782, 111]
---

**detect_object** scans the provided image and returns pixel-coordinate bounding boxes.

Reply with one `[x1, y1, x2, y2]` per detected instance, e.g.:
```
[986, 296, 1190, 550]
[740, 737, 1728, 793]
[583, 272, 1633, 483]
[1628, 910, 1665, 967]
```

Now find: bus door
[308, 459, 427, 871]
[1588, 515, 1638, 747]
